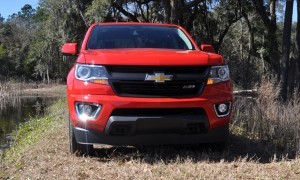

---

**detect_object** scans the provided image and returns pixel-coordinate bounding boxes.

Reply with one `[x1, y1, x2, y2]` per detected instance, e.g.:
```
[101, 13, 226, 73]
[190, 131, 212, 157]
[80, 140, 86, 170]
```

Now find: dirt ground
[1, 112, 300, 180]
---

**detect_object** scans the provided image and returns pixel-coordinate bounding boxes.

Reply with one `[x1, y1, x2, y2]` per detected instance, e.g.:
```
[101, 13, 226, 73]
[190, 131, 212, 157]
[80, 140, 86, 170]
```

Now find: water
[0, 95, 61, 150]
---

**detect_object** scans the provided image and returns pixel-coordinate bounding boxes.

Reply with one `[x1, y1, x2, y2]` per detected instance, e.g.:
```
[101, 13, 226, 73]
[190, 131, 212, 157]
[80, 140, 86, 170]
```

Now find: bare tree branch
[111, 2, 140, 22]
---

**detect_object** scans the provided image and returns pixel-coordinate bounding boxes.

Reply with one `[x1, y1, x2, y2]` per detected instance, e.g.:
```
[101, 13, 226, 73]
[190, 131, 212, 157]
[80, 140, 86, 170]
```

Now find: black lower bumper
[73, 115, 228, 145]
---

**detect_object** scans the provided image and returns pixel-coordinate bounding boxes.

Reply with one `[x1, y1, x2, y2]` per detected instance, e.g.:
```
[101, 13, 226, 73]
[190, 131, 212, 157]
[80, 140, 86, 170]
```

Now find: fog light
[218, 104, 227, 113]
[82, 104, 93, 116]
[75, 102, 102, 120]
[214, 102, 231, 117]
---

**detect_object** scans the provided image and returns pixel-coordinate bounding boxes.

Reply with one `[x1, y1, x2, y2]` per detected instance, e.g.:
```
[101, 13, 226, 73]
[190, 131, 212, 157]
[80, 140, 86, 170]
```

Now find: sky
[0, 0, 298, 22]
[293, 1, 297, 22]
[0, 0, 39, 19]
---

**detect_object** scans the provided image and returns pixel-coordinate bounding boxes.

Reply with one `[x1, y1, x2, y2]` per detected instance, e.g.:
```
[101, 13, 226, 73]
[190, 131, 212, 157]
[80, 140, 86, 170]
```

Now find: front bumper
[74, 124, 229, 145]
[68, 81, 232, 132]
[68, 80, 233, 145]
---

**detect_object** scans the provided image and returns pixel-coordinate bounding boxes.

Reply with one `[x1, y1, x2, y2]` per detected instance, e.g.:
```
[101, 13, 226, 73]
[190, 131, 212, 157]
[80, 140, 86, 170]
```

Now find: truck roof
[93, 22, 179, 28]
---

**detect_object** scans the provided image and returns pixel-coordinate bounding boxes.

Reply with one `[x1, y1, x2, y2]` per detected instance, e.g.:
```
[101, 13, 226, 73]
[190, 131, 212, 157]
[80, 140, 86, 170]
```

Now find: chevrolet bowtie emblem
[145, 73, 173, 83]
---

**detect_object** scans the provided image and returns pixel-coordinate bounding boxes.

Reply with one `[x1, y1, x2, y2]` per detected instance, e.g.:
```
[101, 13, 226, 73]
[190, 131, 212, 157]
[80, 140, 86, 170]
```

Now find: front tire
[69, 119, 94, 156]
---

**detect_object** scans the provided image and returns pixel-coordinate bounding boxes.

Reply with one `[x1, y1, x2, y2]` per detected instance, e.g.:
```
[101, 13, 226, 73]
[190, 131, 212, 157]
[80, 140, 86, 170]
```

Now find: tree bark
[280, 0, 294, 101]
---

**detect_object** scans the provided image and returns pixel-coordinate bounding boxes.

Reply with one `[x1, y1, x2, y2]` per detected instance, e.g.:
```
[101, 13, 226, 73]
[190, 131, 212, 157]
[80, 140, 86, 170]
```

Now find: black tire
[69, 119, 95, 156]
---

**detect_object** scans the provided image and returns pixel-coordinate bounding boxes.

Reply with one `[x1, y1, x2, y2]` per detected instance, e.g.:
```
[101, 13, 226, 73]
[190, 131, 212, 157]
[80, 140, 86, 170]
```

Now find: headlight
[75, 64, 109, 85]
[207, 65, 230, 85]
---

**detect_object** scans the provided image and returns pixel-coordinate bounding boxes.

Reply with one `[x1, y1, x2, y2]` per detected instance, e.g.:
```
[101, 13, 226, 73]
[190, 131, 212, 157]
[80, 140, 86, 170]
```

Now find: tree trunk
[289, 58, 296, 97]
[252, 0, 281, 80]
[185, 2, 198, 32]
[297, 0, 300, 93]
[46, 66, 50, 84]
[280, 0, 294, 101]
[269, 0, 276, 23]
[267, 0, 280, 80]
[170, 0, 179, 24]
[42, 73, 45, 84]
[162, 0, 171, 23]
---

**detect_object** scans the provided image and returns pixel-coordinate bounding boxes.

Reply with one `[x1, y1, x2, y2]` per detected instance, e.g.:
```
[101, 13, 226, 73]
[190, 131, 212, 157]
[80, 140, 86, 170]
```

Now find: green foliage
[19, 4, 36, 21]
[0, 44, 6, 59]
[85, 0, 110, 24]
[0, 44, 8, 77]
[33, 7, 48, 23]
[26, 0, 77, 81]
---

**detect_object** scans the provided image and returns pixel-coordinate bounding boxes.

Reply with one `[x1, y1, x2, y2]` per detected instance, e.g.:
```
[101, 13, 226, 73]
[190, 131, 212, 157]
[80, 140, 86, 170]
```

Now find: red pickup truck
[62, 23, 233, 156]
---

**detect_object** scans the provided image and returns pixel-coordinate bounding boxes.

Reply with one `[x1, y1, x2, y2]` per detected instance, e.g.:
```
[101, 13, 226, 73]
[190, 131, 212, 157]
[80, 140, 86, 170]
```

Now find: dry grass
[0, 81, 21, 110]
[1, 109, 300, 179]
[0, 81, 21, 99]
[232, 77, 300, 158]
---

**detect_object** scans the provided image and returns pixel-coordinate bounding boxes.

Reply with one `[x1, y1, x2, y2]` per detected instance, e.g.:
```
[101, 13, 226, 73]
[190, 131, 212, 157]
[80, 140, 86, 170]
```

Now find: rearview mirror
[201, 44, 216, 53]
[62, 43, 77, 56]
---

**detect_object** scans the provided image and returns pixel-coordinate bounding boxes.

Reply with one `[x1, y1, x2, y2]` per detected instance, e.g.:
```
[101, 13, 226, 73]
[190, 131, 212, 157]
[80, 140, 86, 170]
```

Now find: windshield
[87, 25, 195, 50]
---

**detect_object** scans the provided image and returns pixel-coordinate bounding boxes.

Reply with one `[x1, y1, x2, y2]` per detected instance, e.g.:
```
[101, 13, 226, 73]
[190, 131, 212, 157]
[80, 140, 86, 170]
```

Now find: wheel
[69, 119, 95, 156]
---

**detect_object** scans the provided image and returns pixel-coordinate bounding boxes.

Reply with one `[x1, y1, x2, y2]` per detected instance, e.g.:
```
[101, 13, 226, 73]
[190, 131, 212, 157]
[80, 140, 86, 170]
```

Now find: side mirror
[62, 43, 77, 56]
[201, 44, 216, 53]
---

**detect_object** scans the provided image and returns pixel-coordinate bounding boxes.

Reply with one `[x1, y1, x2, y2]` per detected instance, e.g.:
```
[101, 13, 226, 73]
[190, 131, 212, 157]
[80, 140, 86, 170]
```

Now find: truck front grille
[112, 81, 204, 97]
[105, 66, 209, 97]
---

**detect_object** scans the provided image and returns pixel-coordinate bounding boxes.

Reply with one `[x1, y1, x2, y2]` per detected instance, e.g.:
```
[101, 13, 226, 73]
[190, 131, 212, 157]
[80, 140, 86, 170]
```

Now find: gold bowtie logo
[145, 73, 173, 83]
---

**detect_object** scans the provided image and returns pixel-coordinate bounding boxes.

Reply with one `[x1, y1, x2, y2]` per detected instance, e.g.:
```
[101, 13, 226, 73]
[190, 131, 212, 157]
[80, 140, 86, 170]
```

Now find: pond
[0, 95, 62, 151]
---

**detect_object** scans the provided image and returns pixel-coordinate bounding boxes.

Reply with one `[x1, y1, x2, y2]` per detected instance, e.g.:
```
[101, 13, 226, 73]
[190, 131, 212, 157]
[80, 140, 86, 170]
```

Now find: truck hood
[78, 49, 224, 66]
